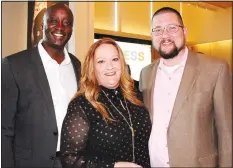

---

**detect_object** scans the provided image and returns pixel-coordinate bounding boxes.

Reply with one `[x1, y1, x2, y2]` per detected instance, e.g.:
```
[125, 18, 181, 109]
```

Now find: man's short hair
[152, 7, 184, 26]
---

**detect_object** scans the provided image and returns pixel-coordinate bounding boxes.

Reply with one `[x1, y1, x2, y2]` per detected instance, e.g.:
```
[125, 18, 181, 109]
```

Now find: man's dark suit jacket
[1, 46, 81, 168]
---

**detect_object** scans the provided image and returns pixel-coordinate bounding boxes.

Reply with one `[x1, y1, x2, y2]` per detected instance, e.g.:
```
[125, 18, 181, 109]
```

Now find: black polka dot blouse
[60, 85, 151, 168]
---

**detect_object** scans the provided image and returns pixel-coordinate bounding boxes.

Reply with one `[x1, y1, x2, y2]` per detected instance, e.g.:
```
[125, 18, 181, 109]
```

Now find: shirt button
[50, 156, 55, 160]
[53, 132, 58, 136]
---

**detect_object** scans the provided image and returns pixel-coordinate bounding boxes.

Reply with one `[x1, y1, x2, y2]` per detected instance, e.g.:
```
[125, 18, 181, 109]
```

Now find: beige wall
[69, 2, 94, 64]
[94, 2, 115, 31]
[2, 2, 232, 68]
[94, 2, 232, 69]
[182, 3, 232, 45]
[2, 2, 28, 57]
[153, 2, 180, 14]
[95, 2, 151, 37]
[94, 2, 232, 45]
[192, 40, 232, 70]
[119, 2, 151, 35]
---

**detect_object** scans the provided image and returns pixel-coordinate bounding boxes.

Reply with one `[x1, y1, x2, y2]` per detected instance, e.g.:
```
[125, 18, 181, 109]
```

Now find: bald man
[2, 3, 81, 168]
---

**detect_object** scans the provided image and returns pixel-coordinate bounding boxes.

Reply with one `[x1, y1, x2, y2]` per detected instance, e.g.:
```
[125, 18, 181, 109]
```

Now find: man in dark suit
[2, 3, 81, 168]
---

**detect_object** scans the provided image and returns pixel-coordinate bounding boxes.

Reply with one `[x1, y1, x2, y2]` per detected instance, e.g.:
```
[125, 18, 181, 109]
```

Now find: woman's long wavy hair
[74, 37, 143, 121]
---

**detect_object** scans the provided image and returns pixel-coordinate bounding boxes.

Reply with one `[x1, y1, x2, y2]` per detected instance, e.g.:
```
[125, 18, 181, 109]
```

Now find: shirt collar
[158, 46, 188, 71]
[38, 40, 71, 65]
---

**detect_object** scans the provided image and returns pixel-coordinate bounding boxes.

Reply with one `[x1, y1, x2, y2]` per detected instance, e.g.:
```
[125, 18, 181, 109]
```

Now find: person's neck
[42, 43, 65, 64]
[162, 48, 185, 67]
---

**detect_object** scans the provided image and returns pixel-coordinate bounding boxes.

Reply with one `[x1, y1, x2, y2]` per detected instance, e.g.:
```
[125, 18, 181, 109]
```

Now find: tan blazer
[139, 50, 232, 167]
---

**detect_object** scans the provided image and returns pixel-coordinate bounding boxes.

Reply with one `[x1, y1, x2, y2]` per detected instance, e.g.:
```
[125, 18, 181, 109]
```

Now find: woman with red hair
[60, 38, 151, 168]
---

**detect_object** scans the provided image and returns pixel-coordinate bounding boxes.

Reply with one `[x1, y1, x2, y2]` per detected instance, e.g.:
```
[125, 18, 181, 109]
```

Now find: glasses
[152, 24, 183, 36]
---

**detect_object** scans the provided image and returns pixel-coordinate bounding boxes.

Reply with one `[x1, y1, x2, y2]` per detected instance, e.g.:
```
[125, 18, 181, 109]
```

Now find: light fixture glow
[114, 2, 118, 31]
[150, 1, 153, 20]
[180, 2, 182, 16]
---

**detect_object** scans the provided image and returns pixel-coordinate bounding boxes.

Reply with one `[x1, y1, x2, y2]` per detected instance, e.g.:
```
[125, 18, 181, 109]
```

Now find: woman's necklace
[102, 90, 135, 162]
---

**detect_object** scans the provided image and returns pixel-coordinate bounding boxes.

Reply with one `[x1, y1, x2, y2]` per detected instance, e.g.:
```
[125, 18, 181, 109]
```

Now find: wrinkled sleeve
[1, 58, 18, 168]
[213, 61, 232, 167]
[60, 99, 115, 168]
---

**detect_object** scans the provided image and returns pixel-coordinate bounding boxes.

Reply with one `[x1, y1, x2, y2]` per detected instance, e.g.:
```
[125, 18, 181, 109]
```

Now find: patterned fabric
[60, 86, 151, 168]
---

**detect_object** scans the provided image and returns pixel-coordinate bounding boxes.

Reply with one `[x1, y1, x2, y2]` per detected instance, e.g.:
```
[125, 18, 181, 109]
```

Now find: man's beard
[158, 39, 184, 59]
[159, 46, 179, 59]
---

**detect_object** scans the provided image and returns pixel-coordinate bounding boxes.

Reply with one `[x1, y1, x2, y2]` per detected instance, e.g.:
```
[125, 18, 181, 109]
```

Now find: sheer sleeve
[60, 99, 89, 168]
[60, 98, 115, 168]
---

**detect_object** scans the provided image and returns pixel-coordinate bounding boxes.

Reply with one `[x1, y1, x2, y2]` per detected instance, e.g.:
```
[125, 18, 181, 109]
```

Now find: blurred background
[2, 1, 232, 80]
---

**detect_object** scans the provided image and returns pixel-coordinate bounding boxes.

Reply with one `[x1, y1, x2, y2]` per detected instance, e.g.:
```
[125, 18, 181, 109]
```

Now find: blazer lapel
[69, 54, 81, 90]
[168, 51, 200, 127]
[30, 47, 57, 127]
[148, 61, 159, 122]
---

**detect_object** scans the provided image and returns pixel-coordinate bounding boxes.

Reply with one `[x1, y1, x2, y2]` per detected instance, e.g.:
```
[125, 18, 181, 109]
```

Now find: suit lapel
[30, 47, 57, 128]
[168, 51, 200, 127]
[69, 54, 81, 90]
[148, 61, 159, 122]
